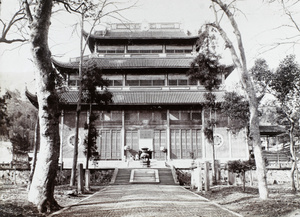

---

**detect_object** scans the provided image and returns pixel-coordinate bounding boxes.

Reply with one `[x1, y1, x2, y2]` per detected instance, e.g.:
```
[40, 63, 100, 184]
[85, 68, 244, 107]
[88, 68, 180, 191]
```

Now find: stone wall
[266, 169, 292, 184]
[0, 169, 30, 185]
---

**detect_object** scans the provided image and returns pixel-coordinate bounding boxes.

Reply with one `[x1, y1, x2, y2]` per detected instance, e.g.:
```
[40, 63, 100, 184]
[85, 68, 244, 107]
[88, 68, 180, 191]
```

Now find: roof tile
[59, 90, 225, 105]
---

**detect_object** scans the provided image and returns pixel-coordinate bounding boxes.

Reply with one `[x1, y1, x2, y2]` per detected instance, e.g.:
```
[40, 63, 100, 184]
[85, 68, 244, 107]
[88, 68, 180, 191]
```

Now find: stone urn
[140, 148, 150, 166]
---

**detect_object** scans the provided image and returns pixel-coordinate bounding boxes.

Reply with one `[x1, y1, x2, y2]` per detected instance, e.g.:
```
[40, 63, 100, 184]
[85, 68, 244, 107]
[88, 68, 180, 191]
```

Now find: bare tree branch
[281, 0, 300, 32]
[0, 4, 28, 44]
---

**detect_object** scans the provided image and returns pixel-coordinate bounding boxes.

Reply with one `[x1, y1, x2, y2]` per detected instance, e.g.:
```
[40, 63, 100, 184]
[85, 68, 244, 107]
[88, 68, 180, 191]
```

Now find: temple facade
[29, 22, 249, 168]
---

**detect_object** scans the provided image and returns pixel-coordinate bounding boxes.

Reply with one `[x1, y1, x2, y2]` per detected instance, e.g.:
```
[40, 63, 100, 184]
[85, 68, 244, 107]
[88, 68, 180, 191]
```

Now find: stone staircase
[113, 168, 176, 185]
[129, 169, 159, 184]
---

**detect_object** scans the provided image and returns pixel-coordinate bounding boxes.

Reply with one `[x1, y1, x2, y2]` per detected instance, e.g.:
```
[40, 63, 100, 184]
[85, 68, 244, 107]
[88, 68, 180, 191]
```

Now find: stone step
[113, 168, 176, 185]
[130, 169, 159, 184]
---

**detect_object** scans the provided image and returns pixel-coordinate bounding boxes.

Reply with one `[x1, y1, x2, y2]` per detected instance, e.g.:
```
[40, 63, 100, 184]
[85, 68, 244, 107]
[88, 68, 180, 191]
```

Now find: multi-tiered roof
[27, 22, 233, 108]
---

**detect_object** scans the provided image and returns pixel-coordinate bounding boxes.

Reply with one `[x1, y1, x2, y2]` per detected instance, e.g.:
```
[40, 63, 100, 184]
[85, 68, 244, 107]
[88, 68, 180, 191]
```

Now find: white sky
[0, 0, 300, 95]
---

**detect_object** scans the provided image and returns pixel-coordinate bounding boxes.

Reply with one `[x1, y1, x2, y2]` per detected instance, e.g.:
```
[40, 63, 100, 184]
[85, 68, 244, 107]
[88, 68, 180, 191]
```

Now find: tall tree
[23, 0, 62, 212]
[81, 61, 112, 171]
[208, 0, 268, 199]
[81, 61, 112, 190]
[269, 55, 300, 191]
[4, 0, 133, 213]
[60, 0, 135, 186]
[188, 51, 225, 184]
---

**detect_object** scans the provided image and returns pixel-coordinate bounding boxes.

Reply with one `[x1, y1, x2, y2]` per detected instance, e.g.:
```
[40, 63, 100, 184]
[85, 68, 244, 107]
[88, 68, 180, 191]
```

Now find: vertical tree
[207, 0, 268, 199]
[188, 50, 225, 184]
[269, 55, 300, 192]
[5, 0, 133, 212]
[61, 0, 135, 186]
[23, 0, 62, 212]
[81, 61, 112, 190]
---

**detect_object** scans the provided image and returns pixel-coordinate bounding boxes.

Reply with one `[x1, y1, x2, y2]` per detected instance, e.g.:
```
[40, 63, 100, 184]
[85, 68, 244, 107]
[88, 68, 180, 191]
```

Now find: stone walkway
[50, 185, 242, 217]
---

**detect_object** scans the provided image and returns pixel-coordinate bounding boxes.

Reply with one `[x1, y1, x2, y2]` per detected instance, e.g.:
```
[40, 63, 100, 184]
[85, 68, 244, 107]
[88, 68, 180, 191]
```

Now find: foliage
[221, 91, 249, 134]
[83, 112, 99, 160]
[269, 55, 300, 105]
[5, 90, 37, 151]
[81, 60, 112, 105]
[228, 160, 255, 174]
[268, 55, 300, 191]
[0, 93, 10, 137]
[10, 133, 30, 154]
[176, 169, 191, 186]
[0, 90, 37, 153]
[188, 53, 225, 91]
[228, 159, 255, 191]
[81, 60, 112, 167]
[250, 58, 273, 102]
[268, 55, 300, 138]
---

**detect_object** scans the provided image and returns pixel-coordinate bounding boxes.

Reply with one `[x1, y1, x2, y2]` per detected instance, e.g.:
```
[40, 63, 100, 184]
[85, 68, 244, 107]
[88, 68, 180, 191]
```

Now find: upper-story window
[103, 75, 123, 87]
[166, 45, 193, 54]
[126, 75, 165, 86]
[68, 75, 80, 87]
[127, 45, 163, 54]
[168, 74, 197, 86]
[170, 110, 202, 121]
[97, 45, 125, 53]
[101, 111, 122, 121]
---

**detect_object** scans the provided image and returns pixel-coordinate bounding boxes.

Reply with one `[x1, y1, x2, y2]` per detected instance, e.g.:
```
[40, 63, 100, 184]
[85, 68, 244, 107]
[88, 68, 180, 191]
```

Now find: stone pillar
[197, 162, 203, 192]
[204, 161, 210, 191]
[121, 110, 126, 161]
[228, 170, 235, 185]
[215, 160, 221, 182]
[85, 169, 90, 191]
[166, 109, 171, 161]
[201, 108, 206, 159]
[191, 169, 195, 189]
[78, 163, 84, 194]
[59, 110, 64, 169]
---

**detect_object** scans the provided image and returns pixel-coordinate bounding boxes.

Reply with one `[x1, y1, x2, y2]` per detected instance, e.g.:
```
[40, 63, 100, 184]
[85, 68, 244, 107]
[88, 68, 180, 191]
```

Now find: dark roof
[25, 89, 38, 108]
[26, 89, 225, 107]
[87, 30, 198, 39]
[259, 125, 286, 136]
[83, 30, 198, 52]
[60, 90, 225, 105]
[53, 57, 194, 69]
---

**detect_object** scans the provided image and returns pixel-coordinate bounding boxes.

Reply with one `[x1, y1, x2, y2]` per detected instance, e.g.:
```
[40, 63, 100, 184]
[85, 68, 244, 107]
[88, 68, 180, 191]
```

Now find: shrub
[228, 160, 255, 191]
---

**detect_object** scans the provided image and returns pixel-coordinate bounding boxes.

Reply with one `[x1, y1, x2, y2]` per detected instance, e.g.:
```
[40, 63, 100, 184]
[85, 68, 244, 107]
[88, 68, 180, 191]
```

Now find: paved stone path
[50, 185, 242, 217]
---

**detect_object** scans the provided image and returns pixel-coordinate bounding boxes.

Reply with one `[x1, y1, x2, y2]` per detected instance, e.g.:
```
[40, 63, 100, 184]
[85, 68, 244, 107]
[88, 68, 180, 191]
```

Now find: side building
[27, 22, 249, 168]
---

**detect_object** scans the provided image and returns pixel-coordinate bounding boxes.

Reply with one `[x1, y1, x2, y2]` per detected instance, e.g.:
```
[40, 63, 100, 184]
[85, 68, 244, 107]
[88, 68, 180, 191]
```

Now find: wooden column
[59, 110, 64, 168]
[167, 109, 171, 160]
[78, 163, 84, 194]
[197, 161, 203, 192]
[201, 108, 206, 159]
[121, 110, 126, 161]
[204, 161, 210, 191]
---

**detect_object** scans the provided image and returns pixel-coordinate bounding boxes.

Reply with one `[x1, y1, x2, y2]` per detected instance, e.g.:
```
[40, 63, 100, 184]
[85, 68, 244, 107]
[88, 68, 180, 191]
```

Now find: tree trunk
[289, 123, 297, 192]
[211, 139, 217, 185]
[242, 171, 246, 192]
[85, 103, 92, 170]
[70, 13, 84, 186]
[26, 0, 61, 212]
[70, 109, 80, 186]
[27, 118, 39, 191]
[211, 0, 268, 199]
